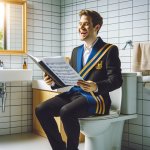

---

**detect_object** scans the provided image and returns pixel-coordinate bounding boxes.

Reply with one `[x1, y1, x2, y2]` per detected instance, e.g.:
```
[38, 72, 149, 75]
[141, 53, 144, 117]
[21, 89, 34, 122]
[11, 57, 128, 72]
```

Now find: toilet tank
[121, 73, 137, 114]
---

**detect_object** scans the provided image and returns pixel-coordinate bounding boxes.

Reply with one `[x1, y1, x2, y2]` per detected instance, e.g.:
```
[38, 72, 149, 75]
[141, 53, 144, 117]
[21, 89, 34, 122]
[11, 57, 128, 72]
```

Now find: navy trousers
[35, 92, 91, 150]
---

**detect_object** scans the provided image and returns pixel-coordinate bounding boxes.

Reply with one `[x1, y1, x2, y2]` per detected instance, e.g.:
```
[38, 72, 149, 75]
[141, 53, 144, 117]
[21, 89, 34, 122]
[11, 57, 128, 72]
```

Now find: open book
[27, 54, 83, 87]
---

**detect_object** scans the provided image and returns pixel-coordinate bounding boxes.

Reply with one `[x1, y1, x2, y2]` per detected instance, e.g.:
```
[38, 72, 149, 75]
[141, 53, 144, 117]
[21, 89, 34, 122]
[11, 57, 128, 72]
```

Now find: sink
[0, 69, 32, 112]
[0, 69, 32, 82]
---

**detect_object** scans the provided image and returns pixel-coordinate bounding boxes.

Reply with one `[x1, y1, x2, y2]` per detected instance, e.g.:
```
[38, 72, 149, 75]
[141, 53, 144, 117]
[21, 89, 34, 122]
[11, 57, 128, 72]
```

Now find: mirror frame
[0, 0, 27, 55]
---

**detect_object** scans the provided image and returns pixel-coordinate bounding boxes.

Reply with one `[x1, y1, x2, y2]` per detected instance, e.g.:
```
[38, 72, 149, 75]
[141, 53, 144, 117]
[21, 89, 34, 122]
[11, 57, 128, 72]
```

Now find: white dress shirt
[83, 38, 98, 66]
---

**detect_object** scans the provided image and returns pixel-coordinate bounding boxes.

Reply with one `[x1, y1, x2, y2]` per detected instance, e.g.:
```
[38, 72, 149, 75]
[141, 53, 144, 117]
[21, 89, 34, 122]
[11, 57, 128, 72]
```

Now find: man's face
[78, 15, 97, 41]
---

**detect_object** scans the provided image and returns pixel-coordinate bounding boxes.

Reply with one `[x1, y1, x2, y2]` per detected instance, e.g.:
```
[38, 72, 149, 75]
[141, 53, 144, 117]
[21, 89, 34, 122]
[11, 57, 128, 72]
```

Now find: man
[35, 10, 122, 150]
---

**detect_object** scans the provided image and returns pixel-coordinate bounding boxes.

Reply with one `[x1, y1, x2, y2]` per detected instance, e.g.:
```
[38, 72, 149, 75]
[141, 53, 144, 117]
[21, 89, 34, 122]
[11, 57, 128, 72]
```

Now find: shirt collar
[83, 37, 99, 52]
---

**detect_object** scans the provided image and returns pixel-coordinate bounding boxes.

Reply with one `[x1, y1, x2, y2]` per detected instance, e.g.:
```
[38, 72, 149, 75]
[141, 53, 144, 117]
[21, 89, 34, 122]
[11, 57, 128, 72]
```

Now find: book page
[42, 56, 83, 86]
[27, 53, 40, 63]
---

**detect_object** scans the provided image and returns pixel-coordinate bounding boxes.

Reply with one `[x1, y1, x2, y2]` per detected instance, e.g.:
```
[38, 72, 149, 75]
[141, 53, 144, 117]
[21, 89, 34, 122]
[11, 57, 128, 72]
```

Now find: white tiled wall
[122, 78, 150, 150]
[27, 0, 61, 79]
[0, 0, 150, 149]
[0, 81, 32, 135]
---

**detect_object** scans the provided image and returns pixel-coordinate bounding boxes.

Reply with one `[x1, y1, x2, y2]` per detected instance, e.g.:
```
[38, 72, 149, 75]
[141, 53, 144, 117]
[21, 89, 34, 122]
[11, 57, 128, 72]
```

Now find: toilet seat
[80, 110, 119, 120]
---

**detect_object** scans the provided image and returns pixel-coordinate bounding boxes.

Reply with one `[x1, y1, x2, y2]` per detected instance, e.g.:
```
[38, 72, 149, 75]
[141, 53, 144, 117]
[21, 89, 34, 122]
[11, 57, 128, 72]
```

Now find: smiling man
[35, 10, 123, 150]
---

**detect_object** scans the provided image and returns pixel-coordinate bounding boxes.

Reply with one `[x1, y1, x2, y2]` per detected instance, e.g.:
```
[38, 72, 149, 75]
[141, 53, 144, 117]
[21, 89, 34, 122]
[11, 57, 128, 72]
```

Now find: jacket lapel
[76, 44, 84, 73]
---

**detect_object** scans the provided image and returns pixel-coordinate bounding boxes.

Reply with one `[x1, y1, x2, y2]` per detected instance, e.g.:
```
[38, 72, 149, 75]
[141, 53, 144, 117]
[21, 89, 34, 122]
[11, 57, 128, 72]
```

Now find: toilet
[79, 73, 137, 150]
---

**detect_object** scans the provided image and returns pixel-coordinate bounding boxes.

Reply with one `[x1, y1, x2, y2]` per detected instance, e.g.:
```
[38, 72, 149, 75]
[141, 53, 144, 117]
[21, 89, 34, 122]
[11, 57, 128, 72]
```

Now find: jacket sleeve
[96, 45, 123, 95]
[69, 48, 76, 68]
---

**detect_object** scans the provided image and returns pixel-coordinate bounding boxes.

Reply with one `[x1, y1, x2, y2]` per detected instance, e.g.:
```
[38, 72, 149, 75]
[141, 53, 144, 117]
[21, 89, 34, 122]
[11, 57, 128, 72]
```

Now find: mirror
[0, 0, 27, 55]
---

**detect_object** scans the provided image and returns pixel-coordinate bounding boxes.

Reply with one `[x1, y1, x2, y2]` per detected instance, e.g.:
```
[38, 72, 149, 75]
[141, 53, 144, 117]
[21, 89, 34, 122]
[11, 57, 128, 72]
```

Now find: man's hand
[77, 80, 97, 92]
[44, 73, 54, 85]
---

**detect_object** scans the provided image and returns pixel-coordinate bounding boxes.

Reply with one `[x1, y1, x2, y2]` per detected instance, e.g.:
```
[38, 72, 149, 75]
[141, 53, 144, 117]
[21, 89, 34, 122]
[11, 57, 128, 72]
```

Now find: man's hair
[79, 10, 103, 34]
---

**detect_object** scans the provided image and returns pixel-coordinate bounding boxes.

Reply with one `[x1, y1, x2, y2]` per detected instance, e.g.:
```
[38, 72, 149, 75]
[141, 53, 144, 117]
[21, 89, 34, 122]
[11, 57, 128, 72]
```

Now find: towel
[132, 43, 150, 72]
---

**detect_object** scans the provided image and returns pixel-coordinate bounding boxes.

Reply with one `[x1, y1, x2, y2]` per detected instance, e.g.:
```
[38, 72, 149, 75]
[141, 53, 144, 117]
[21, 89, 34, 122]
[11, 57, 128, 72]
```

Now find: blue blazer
[69, 37, 123, 114]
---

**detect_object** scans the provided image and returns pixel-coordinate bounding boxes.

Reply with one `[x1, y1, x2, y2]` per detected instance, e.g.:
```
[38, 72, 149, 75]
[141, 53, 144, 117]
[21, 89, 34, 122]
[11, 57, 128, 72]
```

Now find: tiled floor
[0, 133, 84, 150]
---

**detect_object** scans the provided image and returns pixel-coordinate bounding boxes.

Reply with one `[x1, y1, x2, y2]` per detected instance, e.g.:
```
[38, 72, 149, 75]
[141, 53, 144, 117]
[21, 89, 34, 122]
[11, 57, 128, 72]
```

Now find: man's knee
[35, 103, 43, 118]
[60, 106, 70, 120]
